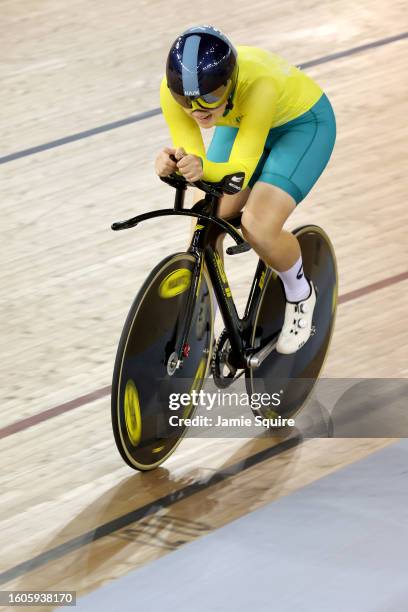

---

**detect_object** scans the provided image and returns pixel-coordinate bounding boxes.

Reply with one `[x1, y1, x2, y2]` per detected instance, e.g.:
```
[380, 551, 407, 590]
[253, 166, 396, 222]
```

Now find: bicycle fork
[166, 252, 206, 375]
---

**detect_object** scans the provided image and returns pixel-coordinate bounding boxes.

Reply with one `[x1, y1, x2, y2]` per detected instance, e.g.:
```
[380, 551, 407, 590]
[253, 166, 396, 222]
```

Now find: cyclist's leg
[241, 93, 336, 352]
[242, 95, 336, 269]
[241, 182, 298, 270]
[242, 186, 315, 353]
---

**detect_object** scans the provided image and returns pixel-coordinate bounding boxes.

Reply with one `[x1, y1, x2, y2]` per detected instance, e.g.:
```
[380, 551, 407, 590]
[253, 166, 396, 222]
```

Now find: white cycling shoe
[276, 282, 316, 355]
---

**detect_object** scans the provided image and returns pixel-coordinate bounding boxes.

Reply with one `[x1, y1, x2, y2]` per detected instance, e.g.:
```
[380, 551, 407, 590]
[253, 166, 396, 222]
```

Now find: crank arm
[246, 336, 278, 368]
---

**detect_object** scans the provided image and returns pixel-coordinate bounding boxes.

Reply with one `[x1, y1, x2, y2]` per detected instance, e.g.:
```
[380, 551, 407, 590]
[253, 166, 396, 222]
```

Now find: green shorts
[207, 93, 336, 204]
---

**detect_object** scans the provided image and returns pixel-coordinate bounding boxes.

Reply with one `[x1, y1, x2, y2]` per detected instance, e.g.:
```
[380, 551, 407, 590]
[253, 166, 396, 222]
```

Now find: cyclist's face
[184, 102, 227, 129]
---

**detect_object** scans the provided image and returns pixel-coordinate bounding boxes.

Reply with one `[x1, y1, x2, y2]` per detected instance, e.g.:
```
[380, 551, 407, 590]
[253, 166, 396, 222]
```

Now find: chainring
[211, 329, 239, 389]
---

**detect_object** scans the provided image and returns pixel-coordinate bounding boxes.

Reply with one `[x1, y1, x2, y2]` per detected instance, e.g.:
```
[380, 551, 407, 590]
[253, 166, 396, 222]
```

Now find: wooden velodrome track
[1, 0, 407, 608]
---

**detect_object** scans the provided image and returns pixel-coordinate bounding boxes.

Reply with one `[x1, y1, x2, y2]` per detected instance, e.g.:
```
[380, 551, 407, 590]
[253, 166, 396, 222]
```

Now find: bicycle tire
[111, 253, 214, 470]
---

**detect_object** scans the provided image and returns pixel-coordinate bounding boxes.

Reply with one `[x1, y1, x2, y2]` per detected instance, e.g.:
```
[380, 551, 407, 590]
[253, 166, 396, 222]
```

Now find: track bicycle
[111, 170, 337, 470]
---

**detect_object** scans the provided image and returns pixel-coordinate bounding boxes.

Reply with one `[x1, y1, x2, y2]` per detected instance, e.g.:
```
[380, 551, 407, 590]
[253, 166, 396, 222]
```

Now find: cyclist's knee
[241, 207, 282, 238]
[217, 187, 250, 219]
[241, 184, 294, 244]
[241, 208, 284, 256]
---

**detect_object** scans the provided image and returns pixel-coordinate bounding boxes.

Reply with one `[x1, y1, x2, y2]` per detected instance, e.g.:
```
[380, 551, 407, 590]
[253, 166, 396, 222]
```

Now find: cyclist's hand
[155, 148, 178, 177]
[174, 147, 186, 161]
[176, 152, 204, 182]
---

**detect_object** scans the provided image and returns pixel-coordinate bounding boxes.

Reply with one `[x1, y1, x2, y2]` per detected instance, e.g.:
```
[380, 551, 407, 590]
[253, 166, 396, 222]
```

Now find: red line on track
[0, 386, 111, 440]
[1, 270, 407, 441]
[338, 270, 408, 304]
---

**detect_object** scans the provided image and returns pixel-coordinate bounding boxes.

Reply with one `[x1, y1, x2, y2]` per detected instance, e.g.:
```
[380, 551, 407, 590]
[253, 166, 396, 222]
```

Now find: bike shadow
[12, 432, 306, 600]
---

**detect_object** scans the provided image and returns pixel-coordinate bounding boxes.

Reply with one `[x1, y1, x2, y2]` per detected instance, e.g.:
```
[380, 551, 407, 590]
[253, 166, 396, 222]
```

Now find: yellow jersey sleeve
[160, 79, 206, 160]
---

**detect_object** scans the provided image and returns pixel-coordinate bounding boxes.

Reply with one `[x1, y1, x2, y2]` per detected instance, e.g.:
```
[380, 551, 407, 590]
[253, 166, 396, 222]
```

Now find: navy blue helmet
[166, 25, 238, 108]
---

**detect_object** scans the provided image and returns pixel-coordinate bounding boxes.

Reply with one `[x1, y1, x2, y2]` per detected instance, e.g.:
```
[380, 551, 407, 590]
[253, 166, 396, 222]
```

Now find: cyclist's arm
[160, 79, 206, 159]
[203, 78, 277, 188]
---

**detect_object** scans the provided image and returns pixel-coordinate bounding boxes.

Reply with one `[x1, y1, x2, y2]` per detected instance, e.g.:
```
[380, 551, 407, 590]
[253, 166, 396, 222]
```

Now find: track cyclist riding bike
[156, 25, 336, 354]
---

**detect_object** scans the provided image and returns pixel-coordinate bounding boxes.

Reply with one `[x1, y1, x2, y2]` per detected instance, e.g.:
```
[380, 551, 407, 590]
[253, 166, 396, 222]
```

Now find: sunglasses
[170, 81, 232, 110]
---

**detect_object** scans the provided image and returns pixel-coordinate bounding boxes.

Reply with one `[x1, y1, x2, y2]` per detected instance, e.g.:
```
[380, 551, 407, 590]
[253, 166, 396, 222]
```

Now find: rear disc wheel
[246, 225, 337, 422]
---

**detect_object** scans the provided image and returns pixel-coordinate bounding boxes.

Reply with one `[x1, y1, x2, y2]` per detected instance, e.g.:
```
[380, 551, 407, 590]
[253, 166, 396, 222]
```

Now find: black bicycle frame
[112, 181, 269, 370]
[187, 213, 269, 369]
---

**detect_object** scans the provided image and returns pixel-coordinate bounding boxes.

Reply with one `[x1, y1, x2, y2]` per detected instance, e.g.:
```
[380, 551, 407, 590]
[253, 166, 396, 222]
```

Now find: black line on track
[0, 434, 301, 585]
[299, 31, 407, 68]
[1, 32, 406, 165]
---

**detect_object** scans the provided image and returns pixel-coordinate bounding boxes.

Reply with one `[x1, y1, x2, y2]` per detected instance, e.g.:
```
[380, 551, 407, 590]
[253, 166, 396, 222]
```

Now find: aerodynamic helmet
[166, 25, 238, 109]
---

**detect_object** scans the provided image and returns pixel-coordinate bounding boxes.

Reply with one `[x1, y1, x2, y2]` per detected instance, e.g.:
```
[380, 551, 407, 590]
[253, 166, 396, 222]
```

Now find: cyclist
[155, 25, 336, 354]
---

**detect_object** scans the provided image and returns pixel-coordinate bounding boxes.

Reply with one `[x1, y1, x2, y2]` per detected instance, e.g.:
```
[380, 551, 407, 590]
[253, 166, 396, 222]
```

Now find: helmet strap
[224, 98, 234, 114]
[223, 66, 238, 115]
